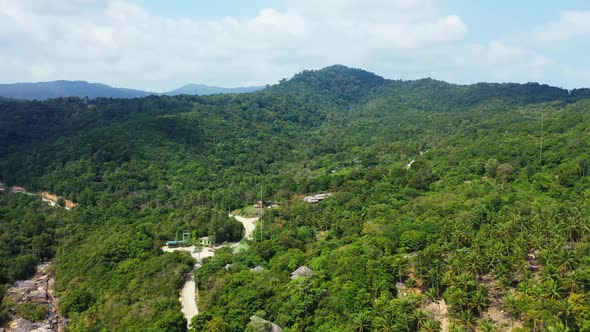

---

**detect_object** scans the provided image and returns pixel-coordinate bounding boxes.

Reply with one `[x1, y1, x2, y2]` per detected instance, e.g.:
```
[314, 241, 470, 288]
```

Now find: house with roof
[10, 186, 27, 193]
[199, 236, 212, 246]
[303, 193, 333, 204]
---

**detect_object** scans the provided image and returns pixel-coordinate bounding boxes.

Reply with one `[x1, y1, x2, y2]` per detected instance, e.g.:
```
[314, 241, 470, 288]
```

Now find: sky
[1, 0, 590, 92]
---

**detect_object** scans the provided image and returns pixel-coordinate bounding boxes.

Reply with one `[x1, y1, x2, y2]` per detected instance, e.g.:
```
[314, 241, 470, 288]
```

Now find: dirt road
[229, 214, 259, 239]
[162, 213, 259, 328]
[180, 273, 198, 323]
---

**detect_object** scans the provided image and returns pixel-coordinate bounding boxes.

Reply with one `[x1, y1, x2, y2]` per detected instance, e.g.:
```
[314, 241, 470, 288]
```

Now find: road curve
[163, 213, 259, 328]
[229, 214, 259, 240]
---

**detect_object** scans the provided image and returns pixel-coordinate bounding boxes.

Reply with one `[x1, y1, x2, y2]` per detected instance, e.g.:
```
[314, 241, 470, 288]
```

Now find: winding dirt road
[162, 213, 259, 328]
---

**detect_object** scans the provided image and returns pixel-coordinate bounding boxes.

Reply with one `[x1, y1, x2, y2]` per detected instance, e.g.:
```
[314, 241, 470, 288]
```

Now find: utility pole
[539, 113, 544, 165]
[259, 187, 263, 242]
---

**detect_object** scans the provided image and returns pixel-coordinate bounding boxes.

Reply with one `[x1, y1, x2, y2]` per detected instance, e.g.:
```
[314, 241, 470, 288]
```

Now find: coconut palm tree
[351, 312, 372, 332]
[372, 313, 395, 332]
[552, 299, 574, 330]
[419, 319, 441, 332]
[456, 310, 477, 331]
[478, 319, 495, 332]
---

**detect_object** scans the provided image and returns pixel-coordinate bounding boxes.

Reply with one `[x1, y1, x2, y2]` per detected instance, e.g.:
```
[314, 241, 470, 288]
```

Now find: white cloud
[0, 0, 468, 90]
[451, 41, 553, 82]
[531, 10, 590, 44]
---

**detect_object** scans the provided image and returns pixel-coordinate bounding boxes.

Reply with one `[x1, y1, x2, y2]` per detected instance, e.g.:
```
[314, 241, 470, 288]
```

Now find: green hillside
[1, 65, 590, 331]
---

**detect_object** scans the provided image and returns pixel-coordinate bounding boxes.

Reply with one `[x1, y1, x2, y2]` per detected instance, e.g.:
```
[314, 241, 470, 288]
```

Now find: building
[165, 240, 186, 248]
[10, 186, 27, 193]
[303, 193, 333, 204]
[199, 236, 212, 246]
[303, 196, 319, 204]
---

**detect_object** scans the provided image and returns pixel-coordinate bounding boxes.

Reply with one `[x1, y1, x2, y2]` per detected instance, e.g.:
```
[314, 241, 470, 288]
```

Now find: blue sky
[1, 0, 590, 91]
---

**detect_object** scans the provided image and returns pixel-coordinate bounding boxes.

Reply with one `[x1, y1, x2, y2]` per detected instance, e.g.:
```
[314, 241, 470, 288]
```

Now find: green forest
[1, 65, 590, 331]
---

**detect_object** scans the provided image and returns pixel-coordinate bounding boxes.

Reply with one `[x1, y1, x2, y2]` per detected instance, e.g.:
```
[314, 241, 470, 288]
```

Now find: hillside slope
[1, 65, 590, 331]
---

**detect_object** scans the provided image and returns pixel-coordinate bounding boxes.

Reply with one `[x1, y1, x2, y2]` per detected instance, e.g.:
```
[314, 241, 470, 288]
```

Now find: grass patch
[232, 205, 260, 218]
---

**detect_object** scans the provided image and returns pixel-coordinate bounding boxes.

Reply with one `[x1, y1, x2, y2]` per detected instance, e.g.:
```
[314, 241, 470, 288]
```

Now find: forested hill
[1, 65, 590, 331]
[0, 80, 154, 100]
[163, 84, 265, 96]
[269, 65, 588, 109]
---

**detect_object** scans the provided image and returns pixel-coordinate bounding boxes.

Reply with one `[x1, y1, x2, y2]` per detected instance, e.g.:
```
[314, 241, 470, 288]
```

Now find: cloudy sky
[1, 0, 590, 92]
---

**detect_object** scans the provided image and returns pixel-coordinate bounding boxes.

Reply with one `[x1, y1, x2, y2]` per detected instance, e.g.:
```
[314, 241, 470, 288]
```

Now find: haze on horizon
[1, 0, 590, 92]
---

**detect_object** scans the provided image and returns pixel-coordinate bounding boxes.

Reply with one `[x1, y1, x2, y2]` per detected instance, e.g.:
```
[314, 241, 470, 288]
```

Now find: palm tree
[557, 251, 578, 274]
[503, 294, 521, 318]
[424, 288, 438, 303]
[552, 299, 574, 330]
[448, 323, 468, 332]
[413, 310, 430, 328]
[372, 313, 395, 332]
[392, 256, 409, 283]
[351, 312, 372, 332]
[523, 309, 545, 332]
[419, 319, 441, 332]
[543, 279, 561, 300]
[547, 321, 570, 332]
[456, 310, 477, 331]
[560, 214, 581, 243]
[562, 271, 582, 294]
[478, 319, 495, 332]
[469, 289, 489, 314]
[456, 273, 476, 293]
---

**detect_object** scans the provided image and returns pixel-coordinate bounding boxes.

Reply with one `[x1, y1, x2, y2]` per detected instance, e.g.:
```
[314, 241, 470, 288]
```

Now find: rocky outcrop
[2, 262, 66, 332]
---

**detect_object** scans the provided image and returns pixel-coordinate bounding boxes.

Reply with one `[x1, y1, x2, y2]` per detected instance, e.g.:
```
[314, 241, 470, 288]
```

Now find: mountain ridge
[2, 65, 590, 102]
[0, 80, 266, 100]
[163, 83, 265, 96]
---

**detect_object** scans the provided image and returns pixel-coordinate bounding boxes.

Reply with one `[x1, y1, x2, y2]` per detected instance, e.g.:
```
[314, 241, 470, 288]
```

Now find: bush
[15, 302, 48, 322]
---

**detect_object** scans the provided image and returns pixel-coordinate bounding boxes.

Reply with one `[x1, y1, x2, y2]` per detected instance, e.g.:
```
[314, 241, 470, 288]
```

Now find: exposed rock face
[290, 266, 313, 279]
[249, 315, 282, 332]
[2, 262, 66, 332]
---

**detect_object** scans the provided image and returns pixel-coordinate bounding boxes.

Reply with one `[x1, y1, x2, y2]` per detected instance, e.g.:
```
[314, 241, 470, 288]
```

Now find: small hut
[199, 236, 212, 246]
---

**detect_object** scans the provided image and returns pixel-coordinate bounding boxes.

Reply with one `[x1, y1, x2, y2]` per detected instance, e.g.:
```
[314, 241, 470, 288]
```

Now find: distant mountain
[0, 81, 154, 100]
[163, 84, 265, 96]
[0, 80, 266, 100]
